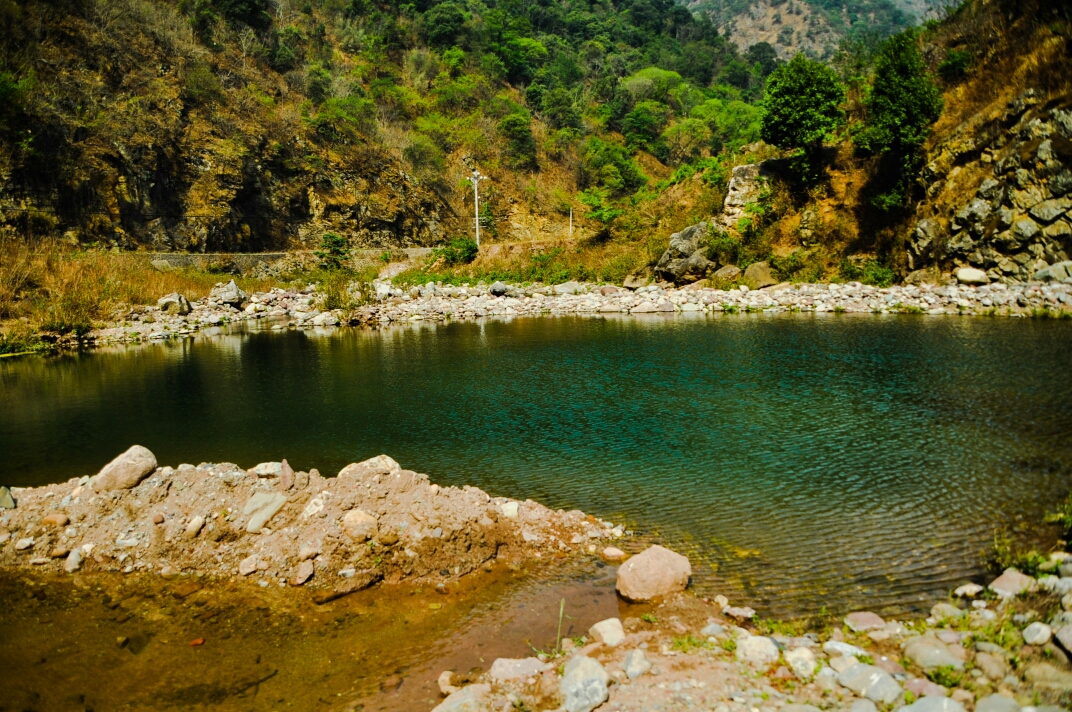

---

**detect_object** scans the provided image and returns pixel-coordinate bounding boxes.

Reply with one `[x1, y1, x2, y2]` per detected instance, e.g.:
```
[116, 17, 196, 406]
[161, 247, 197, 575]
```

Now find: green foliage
[855, 31, 943, 156]
[403, 134, 446, 176]
[425, 3, 466, 49]
[271, 26, 306, 72]
[692, 98, 764, 151]
[661, 118, 711, 165]
[578, 187, 623, 230]
[541, 88, 581, 130]
[839, 258, 894, 287]
[989, 529, 1047, 577]
[927, 666, 964, 688]
[761, 54, 845, 179]
[641, 613, 658, 624]
[309, 96, 377, 141]
[673, 635, 713, 653]
[433, 237, 479, 266]
[1045, 492, 1072, 531]
[0, 70, 32, 129]
[184, 61, 224, 104]
[721, 637, 737, 653]
[306, 64, 332, 104]
[314, 232, 351, 270]
[581, 137, 646, 196]
[938, 48, 971, 82]
[623, 100, 671, 153]
[498, 112, 537, 169]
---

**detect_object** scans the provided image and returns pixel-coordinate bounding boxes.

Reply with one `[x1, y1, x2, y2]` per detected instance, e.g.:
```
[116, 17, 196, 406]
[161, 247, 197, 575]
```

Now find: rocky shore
[0, 447, 622, 598]
[429, 551, 1072, 712]
[87, 268, 1072, 347]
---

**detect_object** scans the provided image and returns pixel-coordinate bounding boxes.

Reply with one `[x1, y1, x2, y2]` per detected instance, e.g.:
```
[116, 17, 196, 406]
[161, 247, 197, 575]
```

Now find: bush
[623, 100, 671, 152]
[315, 232, 351, 270]
[434, 237, 478, 266]
[184, 61, 224, 104]
[938, 48, 971, 82]
[403, 134, 446, 175]
[839, 258, 894, 287]
[541, 88, 581, 130]
[581, 137, 646, 196]
[306, 64, 332, 104]
[309, 96, 377, 141]
[498, 112, 537, 169]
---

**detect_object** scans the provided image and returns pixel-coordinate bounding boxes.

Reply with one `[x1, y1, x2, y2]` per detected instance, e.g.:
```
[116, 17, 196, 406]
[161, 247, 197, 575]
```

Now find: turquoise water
[3, 313, 1071, 615]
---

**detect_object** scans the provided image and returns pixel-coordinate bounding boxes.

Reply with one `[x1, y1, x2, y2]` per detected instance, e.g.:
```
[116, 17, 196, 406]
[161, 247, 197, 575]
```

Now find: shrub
[403, 134, 446, 175]
[306, 64, 332, 104]
[184, 61, 224, 104]
[541, 88, 581, 130]
[938, 48, 971, 82]
[309, 96, 377, 141]
[839, 258, 895, 287]
[315, 232, 351, 270]
[498, 112, 537, 169]
[434, 237, 478, 266]
[622, 100, 671, 152]
[661, 118, 711, 165]
[581, 137, 646, 195]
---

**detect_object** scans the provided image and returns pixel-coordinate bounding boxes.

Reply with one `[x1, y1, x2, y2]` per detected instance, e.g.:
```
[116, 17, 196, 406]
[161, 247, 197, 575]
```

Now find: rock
[975, 694, 1019, 712]
[1023, 662, 1072, 693]
[851, 701, 878, 712]
[955, 268, 989, 285]
[601, 547, 626, 561]
[599, 285, 619, 296]
[723, 606, 756, 621]
[904, 635, 965, 670]
[152, 513, 164, 524]
[906, 677, 949, 697]
[831, 655, 858, 673]
[279, 460, 294, 490]
[1053, 625, 1072, 655]
[701, 623, 724, 637]
[0, 486, 13, 509]
[823, 640, 868, 658]
[559, 656, 609, 712]
[151, 259, 174, 272]
[623, 649, 652, 679]
[1012, 218, 1039, 240]
[184, 515, 205, 539]
[488, 657, 550, 681]
[785, 646, 817, 679]
[989, 568, 1036, 598]
[64, 548, 83, 572]
[931, 603, 967, 620]
[975, 652, 1011, 680]
[838, 664, 903, 704]
[1024, 621, 1053, 645]
[784, 706, 822, 712]
[91, 445, 158, 491]
[553, 281, 583, 295]
[438, 671, 458, 696]
[1035, 261, 1072, 281]
[631, 301, 657, 313]
[431, 683, 492, 712]
[654, 223, 711, 284]
[623, 269, 651, 290]
[238, 555, 258, 576]
[845, 611, 886, 632]
[311, 312, 339, 326]
[157, 293, 192, 315]
[338, 455, 401, 479]
[15, 537, 33, 551]
[210, 280, 247, 306]
[737, 635, 780, 668]
[243, 492, 287, 533]
[743, 261, 777, 288]
[488, 281, 508, 297]
[712, 264, 742, 283]
[501, 501, 519, 519]
[954, 583, 984, 597]
[615, 544, 691, 602]
[816, 666, 839, 691]
[341, 509, 378, 542]
[252, 462, 283, 477]
[290, 560, 314, 586]
[900, 697, 966, 712]
[905, 268, 941, 286]
[41, 513, 69, 527]
[1030, 198, 1072, 223]
[588, 618, 625, 647]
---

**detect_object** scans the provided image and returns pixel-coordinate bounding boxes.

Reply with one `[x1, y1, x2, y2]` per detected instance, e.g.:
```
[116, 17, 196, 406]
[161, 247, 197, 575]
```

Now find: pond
[3, 313, 1071, 616]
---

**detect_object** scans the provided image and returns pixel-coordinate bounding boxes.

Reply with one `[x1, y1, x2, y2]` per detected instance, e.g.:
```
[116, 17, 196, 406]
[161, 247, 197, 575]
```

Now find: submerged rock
[615, 545, 691, 601]
[91, 445, 158, 491]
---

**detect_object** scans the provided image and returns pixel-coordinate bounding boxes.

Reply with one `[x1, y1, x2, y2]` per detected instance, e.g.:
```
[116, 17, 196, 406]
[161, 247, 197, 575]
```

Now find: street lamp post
[471, 169, 487, 248]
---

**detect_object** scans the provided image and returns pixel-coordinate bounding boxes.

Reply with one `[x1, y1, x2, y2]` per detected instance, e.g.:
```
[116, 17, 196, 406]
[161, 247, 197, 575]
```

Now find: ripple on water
[1, 313, 1071, 616]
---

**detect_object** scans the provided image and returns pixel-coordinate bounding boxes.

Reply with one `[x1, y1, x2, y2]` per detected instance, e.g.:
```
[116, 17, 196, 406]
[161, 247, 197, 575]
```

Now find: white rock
[431, 683, 492, 712]
[91, 445, 158, 491]
[560, 656, 609, 712]
[900, 697, 966, 712]
[184, 515, 205, 539]
[15, 537, 33, 551]
[1023, 622, 1052, 645]
[823, 640, 867, 658]
[251, 462, 283, 477]
[623, 649, 651, 679]
[238, 555, 258, 575]
[64, 548, 83, 572]
[785, 646, 818, 679]
[816, 666, 839, 691]
[588, 618, 626, 647]
[736, 635, 780, 668]
[489, 657, 550, 681]
[341, 509, 378, 541]
[956, 268, 989, 285]
[954, 583, 984, 597]
[501, 501, 519, 519]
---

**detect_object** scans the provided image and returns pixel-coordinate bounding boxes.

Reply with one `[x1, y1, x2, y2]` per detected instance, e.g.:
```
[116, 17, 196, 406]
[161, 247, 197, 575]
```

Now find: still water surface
[3, 313, 1071, 615]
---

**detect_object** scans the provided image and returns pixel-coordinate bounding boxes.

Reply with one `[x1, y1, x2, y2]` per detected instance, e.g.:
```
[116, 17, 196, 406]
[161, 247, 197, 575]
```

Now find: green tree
[578, 187, 622, 235]
[761, 54, 845, 181]
[541, 88, 581, 130]
[622, 100, 671, 152]
[661, 119, 711, 165]
[425, 3, 466, 49]
[498, 112, 537, 169]
[315, 232, 351, 270]
[306, 64, 332, 104]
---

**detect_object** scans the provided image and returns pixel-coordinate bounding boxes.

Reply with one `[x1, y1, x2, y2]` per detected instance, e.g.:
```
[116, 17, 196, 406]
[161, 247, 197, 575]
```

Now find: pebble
[1023, 622, 1053, 645]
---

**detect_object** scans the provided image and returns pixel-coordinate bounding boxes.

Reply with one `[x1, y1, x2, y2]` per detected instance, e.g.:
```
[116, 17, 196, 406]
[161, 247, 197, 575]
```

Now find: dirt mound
[0, 450, 623, 597]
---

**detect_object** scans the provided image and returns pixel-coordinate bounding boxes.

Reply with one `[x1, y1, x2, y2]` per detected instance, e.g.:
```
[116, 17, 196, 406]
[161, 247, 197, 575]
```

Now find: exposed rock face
[91, 445, 158, 491]
[157, 293, 192, 315]
[719, 164, 772, 232]
[909, 95, 1072, 283]
[615, 545, 691, 601]
[743, 261, 777, 288]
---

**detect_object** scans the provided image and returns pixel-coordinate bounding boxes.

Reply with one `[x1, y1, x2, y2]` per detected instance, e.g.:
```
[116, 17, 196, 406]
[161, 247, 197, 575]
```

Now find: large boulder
[737, 635, 780, 668]
[712, 265, 742, 283]
[615, 545, 691, 601]
[955, 267, 989, 285]
[1035, 261, 1072, 282]
[210, 280, 247, 306]
[157, 293, 192, 315]
[91, 445, 158, 491]
[560, 656, 608, 712]
[654, 223, 712, 284]
[743, 261, 777, 288]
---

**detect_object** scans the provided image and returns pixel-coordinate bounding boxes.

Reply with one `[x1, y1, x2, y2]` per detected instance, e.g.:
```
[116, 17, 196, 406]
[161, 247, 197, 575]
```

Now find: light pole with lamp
[470, 169, 488, 248]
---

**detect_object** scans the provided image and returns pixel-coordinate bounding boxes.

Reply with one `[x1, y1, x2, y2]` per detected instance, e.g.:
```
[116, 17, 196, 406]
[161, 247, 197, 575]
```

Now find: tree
[856, 31, 943, 157]
[498, 113, 537, 169]
[315, 232, 350, 270]
[761, 54, 845, 181]
[661, 119, 711, 165]
[425, 3, 466, 49]
[541, 88, 581, 130]
[622, 100, 671, 152]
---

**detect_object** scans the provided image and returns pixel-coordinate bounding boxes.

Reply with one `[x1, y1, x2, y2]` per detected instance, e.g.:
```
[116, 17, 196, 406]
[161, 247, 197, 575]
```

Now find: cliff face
[0, 0, 453, 252]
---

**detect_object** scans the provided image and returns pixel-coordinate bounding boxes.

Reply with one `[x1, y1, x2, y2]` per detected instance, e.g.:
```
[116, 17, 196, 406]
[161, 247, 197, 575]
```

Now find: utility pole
[470, 169, 487, 248]
[569, 207, 573, 238]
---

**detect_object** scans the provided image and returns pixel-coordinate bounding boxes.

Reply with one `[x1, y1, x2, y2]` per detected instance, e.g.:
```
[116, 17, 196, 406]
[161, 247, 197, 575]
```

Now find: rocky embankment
[0, 447, 622, 599]
[431, 547, 1072, 712]
[88, 269, 1072, 346]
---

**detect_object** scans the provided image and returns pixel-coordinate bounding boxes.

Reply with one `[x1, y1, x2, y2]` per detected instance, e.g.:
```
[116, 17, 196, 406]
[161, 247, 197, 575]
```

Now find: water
[3, 313, 1071, 616]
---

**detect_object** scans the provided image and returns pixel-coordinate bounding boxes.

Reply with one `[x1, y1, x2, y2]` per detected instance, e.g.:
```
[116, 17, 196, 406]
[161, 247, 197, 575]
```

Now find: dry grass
[0, 239, 281, 351]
